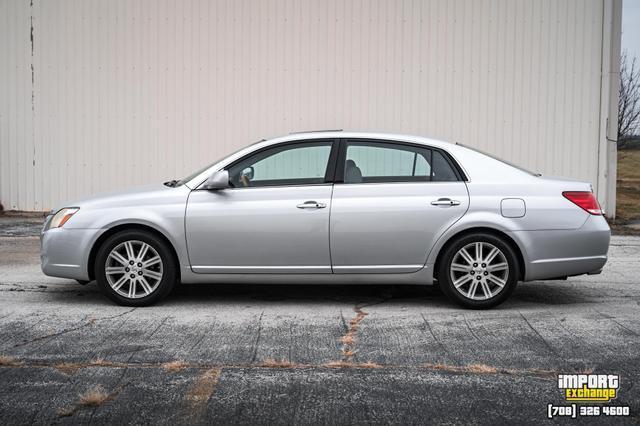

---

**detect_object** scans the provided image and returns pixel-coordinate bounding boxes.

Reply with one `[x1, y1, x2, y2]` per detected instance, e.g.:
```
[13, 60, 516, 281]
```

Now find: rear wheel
[437, 233, 519, 309]
[95, 230, 177, 306]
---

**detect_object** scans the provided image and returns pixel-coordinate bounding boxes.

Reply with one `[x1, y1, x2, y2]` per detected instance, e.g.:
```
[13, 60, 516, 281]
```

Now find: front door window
[227, 141, 333, 187]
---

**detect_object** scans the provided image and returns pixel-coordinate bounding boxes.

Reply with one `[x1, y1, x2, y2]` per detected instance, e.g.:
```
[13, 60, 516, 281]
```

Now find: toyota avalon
[41, 131, 610, 308]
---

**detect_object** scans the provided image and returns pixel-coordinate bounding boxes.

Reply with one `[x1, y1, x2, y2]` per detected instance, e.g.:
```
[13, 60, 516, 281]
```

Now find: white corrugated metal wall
[0, 0, 621, 213]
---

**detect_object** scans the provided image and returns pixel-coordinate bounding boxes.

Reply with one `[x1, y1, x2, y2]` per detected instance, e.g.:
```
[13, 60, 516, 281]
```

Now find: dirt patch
[183, 368, 221, 423]
[339, 306, 369, 362]
[162, 360, 189, 372]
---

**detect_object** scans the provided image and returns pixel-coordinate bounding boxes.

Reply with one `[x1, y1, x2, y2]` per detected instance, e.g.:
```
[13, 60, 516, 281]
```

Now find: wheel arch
[432, 227, 526, 282]
[87, 223, 181, 282]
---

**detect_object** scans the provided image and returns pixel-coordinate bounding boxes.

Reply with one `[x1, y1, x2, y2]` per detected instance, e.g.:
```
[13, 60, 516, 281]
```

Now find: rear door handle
[431, 198, 461, 207]
[297, 201, 326, 209]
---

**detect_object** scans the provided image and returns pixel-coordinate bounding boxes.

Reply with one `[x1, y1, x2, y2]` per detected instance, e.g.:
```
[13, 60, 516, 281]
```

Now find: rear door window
[342, 141, 459, 183]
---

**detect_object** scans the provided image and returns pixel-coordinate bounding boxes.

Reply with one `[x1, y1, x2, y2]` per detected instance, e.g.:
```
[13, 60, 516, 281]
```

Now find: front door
[330, 139, 469, 273]
[186, 140, 336, 274]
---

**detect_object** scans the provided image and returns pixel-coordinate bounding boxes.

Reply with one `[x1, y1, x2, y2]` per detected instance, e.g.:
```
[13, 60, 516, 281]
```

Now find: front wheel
[95, 230, 177, 306]
[437, 233, 519, 309]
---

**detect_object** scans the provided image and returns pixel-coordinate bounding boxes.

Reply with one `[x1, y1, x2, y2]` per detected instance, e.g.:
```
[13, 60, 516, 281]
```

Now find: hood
[51, 183, 190, 212]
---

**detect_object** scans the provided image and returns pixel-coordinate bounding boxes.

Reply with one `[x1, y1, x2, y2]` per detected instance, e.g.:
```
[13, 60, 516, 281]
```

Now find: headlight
[49, 207, 80, 229]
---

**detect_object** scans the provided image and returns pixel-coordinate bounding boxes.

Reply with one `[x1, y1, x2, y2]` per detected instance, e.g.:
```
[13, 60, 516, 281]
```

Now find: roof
[184, 131, 537, 188]
[270, 131, 455, 151]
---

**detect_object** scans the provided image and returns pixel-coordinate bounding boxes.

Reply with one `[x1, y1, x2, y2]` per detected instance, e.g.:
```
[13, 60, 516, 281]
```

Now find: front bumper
[40, 227, 103, 281]
[510, 215, 611, 281]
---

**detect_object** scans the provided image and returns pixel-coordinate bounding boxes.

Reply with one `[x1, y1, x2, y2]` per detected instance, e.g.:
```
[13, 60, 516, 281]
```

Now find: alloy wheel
[104, 240, 163, 299]
[449, 242, 509, 300]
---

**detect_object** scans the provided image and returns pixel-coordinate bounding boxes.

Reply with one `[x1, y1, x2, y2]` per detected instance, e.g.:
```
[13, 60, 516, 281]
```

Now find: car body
[41, 131, 610, 308]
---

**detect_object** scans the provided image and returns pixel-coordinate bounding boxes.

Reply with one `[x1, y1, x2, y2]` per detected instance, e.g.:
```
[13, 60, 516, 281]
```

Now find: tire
[95, 230, 177, 306]
[437, 233, 519, 309]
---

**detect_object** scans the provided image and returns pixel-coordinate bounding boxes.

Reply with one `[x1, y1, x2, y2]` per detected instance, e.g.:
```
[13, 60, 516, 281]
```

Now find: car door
[330, 139, 469, 273]
[185, 140, 337, 274]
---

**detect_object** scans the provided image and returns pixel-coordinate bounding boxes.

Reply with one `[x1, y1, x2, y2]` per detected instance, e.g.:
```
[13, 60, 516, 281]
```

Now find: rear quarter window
[431, 150, 459, 182]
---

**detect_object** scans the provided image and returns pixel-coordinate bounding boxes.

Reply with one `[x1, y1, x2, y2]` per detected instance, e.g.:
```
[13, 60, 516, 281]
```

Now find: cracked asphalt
[0, 216, 639, 424]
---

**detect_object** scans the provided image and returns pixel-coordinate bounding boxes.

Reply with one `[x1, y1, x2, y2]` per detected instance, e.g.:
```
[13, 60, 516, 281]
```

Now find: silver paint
[41, 131, 610, 286]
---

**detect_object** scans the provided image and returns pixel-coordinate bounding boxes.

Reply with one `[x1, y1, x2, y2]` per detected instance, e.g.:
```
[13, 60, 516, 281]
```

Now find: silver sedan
[41, 131, 610, 308]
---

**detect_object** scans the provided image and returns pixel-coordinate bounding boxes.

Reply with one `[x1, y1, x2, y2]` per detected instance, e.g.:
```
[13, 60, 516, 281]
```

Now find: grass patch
[423, 362, 499, 375]
[56, 408, 76, 417]
[614, 149, 640, 233]
[339, 334, 355, 346]
[358, 361, 383, 369]
[322, 360, 383, 369]
[77, 386, 112, 407]
[465, 364, 499, 374]
[54, 362, 83, 375]
[323, 360, 353, 368]
[339, 307, 369, 362]
[260, 358, 297, 368]
[161, 360, 189, 372]
[0, 355, 22, 367]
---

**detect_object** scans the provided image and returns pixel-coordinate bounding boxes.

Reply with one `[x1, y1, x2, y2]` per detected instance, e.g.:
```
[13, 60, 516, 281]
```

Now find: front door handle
[431, 198, 461, 207]
[297, 201, 327, 209]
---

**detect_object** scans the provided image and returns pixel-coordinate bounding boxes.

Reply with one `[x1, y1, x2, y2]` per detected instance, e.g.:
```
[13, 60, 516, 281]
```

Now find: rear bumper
[526, 255, 607, 280]
[41, 227, 103, 281]
[509, 215, 610, 281]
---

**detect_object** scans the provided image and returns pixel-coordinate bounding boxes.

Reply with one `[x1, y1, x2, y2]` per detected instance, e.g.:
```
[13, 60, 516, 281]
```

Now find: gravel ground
[0, 215, 638, 425]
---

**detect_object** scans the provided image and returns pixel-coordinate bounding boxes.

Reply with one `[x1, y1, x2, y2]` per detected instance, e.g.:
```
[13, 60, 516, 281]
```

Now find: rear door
[329, 139, 469, 273]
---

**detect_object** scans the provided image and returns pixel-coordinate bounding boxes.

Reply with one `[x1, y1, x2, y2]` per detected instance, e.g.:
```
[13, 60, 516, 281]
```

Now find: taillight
[562, 191, 602, 215]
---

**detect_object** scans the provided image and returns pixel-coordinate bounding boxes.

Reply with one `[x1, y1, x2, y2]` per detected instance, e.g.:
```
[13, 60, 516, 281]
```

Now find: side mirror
[241, 166, 254, 180]
[203, 170, 230, 190]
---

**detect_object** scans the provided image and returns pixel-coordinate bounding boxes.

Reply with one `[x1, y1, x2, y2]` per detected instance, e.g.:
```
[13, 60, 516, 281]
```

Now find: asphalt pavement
[0, 215, 638, 424]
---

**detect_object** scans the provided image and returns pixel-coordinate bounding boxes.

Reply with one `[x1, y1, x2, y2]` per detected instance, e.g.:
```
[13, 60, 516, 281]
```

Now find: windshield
[456, 143, 541, 176]
[177, 161, 221, 186]
[177, 139, 268, 186]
